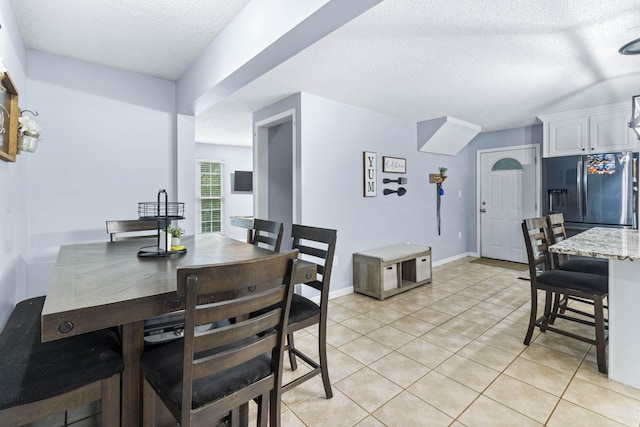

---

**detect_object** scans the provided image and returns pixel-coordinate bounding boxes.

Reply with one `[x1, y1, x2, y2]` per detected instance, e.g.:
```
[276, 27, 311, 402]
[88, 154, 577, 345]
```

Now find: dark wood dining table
[41, 233, 315, 427]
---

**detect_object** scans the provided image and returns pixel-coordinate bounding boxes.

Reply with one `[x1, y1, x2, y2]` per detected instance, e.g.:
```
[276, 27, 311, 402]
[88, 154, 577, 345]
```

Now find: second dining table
[41, 233, 316, 427]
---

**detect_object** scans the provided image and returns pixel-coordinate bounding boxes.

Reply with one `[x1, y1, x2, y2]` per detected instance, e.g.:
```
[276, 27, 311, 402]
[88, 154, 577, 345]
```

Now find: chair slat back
[194, 294, 283, 353]
[291, 224, 337, 296]
[546, 213, 567, 243]
[546, 213, 570, 267]
[522, 217, 553, 278]
[251, 219, 284, 252]
[176, 251, 298, 422]
[106, 219, 158, 242]
[193, 333, 279, 381]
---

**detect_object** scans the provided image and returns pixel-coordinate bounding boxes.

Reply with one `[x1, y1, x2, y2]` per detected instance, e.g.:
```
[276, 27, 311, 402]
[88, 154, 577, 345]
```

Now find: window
[491, 157, 523, 171]
[197, 161, 223, 233]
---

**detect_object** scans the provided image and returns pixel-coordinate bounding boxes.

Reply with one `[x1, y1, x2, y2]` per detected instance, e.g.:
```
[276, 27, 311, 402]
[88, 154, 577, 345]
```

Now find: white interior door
[479, 146, 538, 263]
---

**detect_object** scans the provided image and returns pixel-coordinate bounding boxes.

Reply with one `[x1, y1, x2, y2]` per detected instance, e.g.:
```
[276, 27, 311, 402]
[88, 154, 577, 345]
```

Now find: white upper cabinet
[590, 110, 637, 152]
[540, 103, 638, 157]
[547, 116, 589, 156]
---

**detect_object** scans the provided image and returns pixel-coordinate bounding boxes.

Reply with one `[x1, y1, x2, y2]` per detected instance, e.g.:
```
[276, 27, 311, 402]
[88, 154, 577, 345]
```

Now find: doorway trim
[475, 144, 541, 258]
[253, 108, 298, 223]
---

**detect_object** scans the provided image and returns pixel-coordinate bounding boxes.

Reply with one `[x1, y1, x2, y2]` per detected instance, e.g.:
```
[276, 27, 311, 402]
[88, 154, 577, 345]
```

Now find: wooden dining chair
[0, 296, 124, 426]
[250, 218, 284, 252]
[106, 219, 159, 241]
[546, 213, 609, 321]
[522, 217, 608, 374]
[546, 213, 609, 276]
[140, 251, 299, 427]
[283, 224, 337, 398]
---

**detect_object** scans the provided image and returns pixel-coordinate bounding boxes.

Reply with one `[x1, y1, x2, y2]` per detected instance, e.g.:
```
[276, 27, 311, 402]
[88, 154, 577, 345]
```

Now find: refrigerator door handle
[577, 160, 584, 217]
[582, 158, 588, 217]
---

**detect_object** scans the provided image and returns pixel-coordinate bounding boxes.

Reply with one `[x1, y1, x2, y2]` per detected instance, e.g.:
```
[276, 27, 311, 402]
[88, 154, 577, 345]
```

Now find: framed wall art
[363, 151, 377, 197]
[0, 70, 19, 162]
[383, 156, 406, 173]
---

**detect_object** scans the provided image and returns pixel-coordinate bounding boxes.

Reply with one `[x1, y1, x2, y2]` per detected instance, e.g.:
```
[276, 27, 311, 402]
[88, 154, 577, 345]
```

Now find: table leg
[121, 320, 144, 427]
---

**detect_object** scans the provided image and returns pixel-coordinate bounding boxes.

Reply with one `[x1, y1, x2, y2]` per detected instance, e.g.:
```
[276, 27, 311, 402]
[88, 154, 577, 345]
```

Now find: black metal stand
[137, 189, 186, 258]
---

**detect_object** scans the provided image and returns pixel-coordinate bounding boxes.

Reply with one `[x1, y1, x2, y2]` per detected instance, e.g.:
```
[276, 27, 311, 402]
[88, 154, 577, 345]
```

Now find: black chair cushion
[0, 296, 124, 410]
[537, 269, 608, 295]
[140, 338, 272, 410]
[559, 258, 609, 276]
[289, 294, 320, 325]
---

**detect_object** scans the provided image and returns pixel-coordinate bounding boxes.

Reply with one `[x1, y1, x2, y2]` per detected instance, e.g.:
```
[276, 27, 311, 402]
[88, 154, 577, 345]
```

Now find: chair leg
[287, 333, 298, 370]
[269, 388, 279, 427]
[239, 402, 249, 427]
[558, 293, 568, 314]
[524, 286, 538, 345]
[142, 377, 156, 427]
[229, 407, 240, 427]
[254, 396, 264, 427]
[594, 295, 607, 375]
[540, 290, 553, 332]
[549, 292, 567, 325]
[318, 320, 333, 399]
[101, 374, 121, 427]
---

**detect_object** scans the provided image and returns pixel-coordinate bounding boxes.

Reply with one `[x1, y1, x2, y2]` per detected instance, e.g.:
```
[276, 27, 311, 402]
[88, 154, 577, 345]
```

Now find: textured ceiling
[11, 0, 640, 146]
[10, 0, 250, 80]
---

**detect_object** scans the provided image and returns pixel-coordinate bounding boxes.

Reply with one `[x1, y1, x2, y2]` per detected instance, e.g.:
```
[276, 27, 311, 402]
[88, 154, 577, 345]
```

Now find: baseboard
[432, 251, 477, 267]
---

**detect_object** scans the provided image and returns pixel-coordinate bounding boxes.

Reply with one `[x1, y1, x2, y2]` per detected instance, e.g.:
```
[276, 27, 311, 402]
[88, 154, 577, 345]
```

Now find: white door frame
[476, 144, 541, 257]
[253, 108, 298, 223]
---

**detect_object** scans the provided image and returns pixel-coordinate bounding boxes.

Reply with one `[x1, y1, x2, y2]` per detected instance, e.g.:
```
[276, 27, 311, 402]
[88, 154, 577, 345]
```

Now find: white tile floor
[30, 257, 640, 426]
[276, 257, 640, 426]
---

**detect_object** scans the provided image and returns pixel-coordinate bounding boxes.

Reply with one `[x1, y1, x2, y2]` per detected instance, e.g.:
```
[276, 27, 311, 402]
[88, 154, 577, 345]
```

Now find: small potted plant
[439, 166, 448, 177]
[163, 226, 185, 247]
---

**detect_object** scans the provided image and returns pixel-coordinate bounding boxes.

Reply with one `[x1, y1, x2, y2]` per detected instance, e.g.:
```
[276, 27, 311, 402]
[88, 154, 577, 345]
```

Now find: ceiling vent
[417, 116, 481, 156]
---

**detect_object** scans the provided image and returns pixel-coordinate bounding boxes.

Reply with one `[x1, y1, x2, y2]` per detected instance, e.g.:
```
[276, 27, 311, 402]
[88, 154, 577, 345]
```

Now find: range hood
[417, 116, 481, 156]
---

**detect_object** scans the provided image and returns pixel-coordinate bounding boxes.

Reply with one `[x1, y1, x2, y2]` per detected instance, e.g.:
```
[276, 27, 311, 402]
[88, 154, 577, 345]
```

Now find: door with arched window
[479, 146, 539, 263]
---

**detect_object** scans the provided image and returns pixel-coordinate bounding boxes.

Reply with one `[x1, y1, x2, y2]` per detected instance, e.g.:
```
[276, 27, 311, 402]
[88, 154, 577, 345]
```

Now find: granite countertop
[549, 227, 640, 262]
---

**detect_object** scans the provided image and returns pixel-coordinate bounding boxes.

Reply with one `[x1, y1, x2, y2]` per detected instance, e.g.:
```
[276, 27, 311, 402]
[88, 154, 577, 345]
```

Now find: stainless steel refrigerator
[542, 151, 637, 236]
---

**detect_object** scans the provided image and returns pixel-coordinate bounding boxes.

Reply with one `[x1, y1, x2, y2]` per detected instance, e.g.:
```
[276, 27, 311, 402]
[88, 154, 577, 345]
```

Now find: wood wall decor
[382, 156, 406, 173]
[0, 70, 18, 162]
[363, 151, 377, 197]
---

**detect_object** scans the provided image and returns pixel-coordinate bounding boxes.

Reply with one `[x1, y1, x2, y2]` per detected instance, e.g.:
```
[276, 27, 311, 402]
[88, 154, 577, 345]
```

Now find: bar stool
[282, 224, 337, 398]
[250, 218, 284, 252]
[522, 217, 608, 374]
[546, 213, 610, 321]
[140, 252, 298, 426]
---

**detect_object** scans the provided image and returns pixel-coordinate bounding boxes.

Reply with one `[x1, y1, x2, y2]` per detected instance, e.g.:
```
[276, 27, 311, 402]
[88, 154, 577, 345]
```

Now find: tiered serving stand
[136, 189, 186, 258]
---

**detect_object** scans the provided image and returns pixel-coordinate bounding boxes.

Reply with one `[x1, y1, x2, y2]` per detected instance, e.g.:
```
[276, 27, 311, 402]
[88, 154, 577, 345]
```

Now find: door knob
[480, 208, 487, 213]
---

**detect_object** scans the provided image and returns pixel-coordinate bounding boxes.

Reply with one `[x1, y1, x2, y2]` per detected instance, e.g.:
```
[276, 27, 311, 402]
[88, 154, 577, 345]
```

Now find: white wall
[252, 93, 471, 295]
[0, 2, 29, 326]
[300, 93, 474, 293]
[195, 143, 253, 241]
[25, 51, 176, 297]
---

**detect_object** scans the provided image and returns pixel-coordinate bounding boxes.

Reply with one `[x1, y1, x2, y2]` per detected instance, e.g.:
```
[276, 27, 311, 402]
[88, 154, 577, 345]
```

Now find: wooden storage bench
[353, 244, 432, 300]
